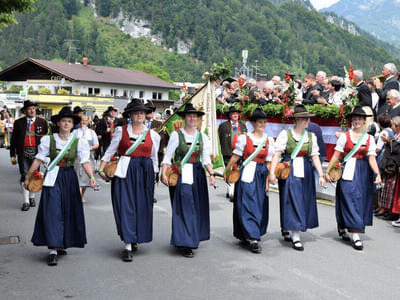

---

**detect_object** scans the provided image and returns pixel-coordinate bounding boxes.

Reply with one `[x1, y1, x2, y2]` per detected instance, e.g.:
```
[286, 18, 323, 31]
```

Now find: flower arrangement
[31, 170, 43, 179]
[339, 64, 358, 127]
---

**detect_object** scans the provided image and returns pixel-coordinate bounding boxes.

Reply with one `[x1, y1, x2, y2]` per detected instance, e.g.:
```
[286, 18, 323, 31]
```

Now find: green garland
[216, 103, 350, 119]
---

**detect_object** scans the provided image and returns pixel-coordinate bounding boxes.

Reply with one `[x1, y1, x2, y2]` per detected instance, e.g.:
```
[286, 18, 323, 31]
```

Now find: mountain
[270, 0, 314, 9]
[0, 0, 398, 82]
[322, 0, 400, 49]
[322, 11, 400, 58]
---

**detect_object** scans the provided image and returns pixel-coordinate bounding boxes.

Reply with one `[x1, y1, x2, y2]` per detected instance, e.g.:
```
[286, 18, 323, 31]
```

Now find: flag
[160, 81, 224, 169]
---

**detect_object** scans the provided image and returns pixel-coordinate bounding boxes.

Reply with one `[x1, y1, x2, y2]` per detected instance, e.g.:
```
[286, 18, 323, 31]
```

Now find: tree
[0, 0, 36, 28]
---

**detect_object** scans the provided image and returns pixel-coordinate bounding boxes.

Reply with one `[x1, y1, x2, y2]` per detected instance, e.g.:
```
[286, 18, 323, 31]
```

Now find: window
[139, 91, 144, 98]
[88, 87, 93, 95]
[94, 88, 100, 95]
[158, 92, 162, 100]
[152, 92, 157, 99]
[111, 89, 117, 96]
[123, 90, 127, 97]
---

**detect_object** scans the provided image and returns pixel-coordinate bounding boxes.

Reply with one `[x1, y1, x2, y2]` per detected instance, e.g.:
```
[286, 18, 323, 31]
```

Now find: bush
[28, 86, 35, 93]
[7, 85, 23, 93]
[39, 87, 51, 94]
[57, 88, 70, 95]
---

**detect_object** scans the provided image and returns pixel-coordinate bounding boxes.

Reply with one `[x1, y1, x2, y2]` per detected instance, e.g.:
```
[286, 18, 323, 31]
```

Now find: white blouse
[35, 133, 90, 164]
[101, 125, 161, 172]
[335, 130, 377, 156]
[73, 127, 99, 147]
[233, 133, 275, 162]
[275, 129, 320, 157]
[328, 91, 343, 106]
[162, 128, 212, 166]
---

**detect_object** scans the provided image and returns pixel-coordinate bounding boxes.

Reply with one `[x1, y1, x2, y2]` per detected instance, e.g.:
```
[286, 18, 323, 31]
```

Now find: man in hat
[96, 106, 119, 154]
[73, 106, 85, 129]
[10, 100, 48, 211]
[218, 106, 247, 201]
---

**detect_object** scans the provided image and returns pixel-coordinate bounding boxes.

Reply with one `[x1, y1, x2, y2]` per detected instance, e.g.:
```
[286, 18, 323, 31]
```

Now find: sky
[310, 0, 340, 10]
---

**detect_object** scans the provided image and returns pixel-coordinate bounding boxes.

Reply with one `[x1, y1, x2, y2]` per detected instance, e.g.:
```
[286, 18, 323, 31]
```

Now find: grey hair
[384, 63, 398, 75]
[354, 70, 363, 81]
[392, 116, 400, 127]
[272, 76, 281, 83]
[248, 78, 256, 85]
[389, 89, 400, 102]
[316, 71, 326, 79]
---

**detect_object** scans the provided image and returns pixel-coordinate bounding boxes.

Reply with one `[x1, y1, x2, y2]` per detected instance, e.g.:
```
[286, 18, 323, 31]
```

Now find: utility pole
[64, 39, 79, 64]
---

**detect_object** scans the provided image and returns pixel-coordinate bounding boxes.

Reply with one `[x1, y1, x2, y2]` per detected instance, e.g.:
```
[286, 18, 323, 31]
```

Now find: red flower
[33, 170, 43, 179]
[111, 156, 117, 161]
[244, 96, 248, 101]
[349, 68, 354, 81]
[340, 103, 345, 118]
[171, 164, 180, 173]
[238, 77, 245, 89]
[285, 69, 291, 83]
[232, 164, 238, 171]
[335, 163, 340, 169]
[283, 162, 289, 167]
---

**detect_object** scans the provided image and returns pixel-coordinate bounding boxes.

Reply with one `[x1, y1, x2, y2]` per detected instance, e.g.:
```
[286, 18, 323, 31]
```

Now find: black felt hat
[20, 100, 37, 113]
[176, 103, 205, 117]
[104, 106, 117, 114]
[347, 105, 373, 118]
[248, 108, 267, 122]
[291, 104, 315, 118]
[225, 105, 241, 116]
[144, 100, 156, 113]
[123, 98, 148, 118]
[73, 106, 85, 114]
[51, 106, 81, 124]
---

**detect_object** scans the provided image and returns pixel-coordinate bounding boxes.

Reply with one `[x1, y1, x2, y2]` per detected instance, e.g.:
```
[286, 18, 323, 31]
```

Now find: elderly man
[316, 71, 327, 85]
[353, 70, 372, 108]
[387, 89, 400, 117]
[272, 75, 281, 86]
[375, 63, 400, 116]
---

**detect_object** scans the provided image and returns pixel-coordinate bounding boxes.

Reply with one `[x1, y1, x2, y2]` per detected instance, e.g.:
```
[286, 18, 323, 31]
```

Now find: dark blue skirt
[278, 157, 318, 231]
[31, 167, 86, 248]
[336, 158, 373, 233]
[112, 157, 154, 243]
[171, 162, 210, 248]
[233, 163, 269, 241]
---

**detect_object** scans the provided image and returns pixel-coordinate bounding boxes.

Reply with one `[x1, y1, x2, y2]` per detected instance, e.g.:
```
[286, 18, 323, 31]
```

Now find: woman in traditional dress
[98, 99, 160, 262]
[24, 106, 96, 266]
[224, 108, 274, 253]
[74, 115, 99, 202]
[326, 106, 381, 250]
[161, 103, 215, 258]
[270, 104, 325, 251]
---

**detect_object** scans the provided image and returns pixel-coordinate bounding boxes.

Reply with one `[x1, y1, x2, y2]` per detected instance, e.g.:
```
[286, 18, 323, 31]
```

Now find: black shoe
[131, 243, 138, 252]
[281, 231, 292, 242]
[57, 250, 67, 256]
[122, 250, 133, 262]
[338, 229, 351, 242]
[180, 247, 194, 258]
[351, 239, 363, 251]
[29, 198, 36, 207]
[47, 254, 58, 266]
[384, 213, 399, 221]
[21, 203, 30, 211]
[292, 240, 304, 251]
[249, 242, 262, 254]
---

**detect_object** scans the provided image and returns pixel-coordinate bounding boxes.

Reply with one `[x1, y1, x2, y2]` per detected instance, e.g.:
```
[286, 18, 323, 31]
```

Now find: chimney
[82, 56, 88, 66]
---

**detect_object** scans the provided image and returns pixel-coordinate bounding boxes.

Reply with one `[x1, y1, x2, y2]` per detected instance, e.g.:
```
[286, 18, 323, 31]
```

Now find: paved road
[0, 148, 399, 300]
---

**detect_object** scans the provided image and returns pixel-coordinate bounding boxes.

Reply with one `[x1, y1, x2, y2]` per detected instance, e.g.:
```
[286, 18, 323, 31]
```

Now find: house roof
[0, 58, 179, 90]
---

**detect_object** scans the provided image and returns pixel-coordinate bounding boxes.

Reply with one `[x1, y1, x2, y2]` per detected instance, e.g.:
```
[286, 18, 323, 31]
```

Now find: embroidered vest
[342, 131, 370, 160]
[231, 123, 241, 150]
[24, 120, 37, 147]
[174, 130, 203, 164]
[49, 136, 79, 167]
[117, 125, 152, 158]
[285, 130, 312, 157]
[243, 135, 269, 164]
